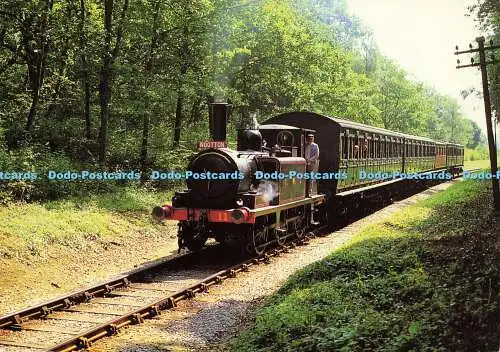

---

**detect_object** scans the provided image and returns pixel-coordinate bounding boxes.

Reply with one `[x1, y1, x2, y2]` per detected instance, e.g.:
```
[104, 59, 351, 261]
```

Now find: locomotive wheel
[275, 227, 286, 246]
[185, 235, 208, 252]
[180, 227, 208, 252]
[295, 217, 305, 240]
[250, 227, 269, 256]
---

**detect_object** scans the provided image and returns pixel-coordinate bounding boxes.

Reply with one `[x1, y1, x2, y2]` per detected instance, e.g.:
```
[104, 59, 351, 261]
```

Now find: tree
[0, 1, 54, 134]
[98, 0, 129, 165]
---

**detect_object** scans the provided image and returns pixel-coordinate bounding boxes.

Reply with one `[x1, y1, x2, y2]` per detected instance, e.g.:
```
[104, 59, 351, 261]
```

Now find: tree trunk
[140, 113, 150, 173]
[44, 48, 70, 121]
[84, 77, 91, 139]
[24, 0, 53, 133]
[189, 96, 203, 124]
[140, 0, 160, 174]
[98, 0, 113, 165]
[97, 0, 129, 165]
[173, 89, 184, 147]
[80, 0, 92, 139]
[206, 94, 214, 132]
[26, 90, 40, 132]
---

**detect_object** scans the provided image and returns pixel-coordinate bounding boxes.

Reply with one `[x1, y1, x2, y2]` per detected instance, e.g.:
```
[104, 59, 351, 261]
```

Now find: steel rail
[0, 250, 199, 329]
[45, 228, 326, 352]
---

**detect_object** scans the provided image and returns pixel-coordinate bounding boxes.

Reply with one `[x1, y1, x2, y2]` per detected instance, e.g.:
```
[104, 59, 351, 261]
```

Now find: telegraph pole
[455, 36, 500, 211]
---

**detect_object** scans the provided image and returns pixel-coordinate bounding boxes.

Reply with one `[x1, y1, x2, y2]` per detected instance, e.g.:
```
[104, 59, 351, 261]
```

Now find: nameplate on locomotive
[198, 141, 228, 150]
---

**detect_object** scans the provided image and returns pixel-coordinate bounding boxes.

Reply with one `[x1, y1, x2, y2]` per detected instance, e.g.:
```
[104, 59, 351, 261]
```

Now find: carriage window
[364, 138, 367, 159]
[360, 137, 364, 159]
[349, 136, 353, 159]
[345, 136, 348, 159]
[353, 136, 359, 159]
[341, 134, 347, 159]
[340, 136, 344, 159]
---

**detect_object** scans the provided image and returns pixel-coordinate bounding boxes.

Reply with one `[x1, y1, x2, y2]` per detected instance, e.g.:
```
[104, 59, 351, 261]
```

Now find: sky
[345, 0, 490, 133]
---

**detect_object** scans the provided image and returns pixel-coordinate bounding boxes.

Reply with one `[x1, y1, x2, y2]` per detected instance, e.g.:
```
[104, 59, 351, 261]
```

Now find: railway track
[0, 168, 480, 352]
[0, 229, 324, 352]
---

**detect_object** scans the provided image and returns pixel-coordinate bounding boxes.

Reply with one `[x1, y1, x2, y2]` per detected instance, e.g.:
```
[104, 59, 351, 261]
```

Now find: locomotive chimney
[210, 101, 231, 141]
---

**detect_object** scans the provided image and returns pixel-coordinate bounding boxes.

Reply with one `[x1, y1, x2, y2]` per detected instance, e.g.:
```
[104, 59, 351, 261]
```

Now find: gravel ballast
[87, 181, 460, 352]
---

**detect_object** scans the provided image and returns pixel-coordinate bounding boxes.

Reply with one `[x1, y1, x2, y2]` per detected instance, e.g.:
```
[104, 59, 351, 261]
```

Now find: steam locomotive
[153, 103, 464, 255]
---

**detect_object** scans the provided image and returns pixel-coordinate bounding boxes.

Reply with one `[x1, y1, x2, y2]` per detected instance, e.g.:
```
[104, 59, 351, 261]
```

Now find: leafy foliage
[0, 0, 485, 201]
[231, 179, 499, 351]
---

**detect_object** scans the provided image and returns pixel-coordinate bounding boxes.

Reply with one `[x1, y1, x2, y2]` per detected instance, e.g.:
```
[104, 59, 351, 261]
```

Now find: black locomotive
[153, 102, 464, 255]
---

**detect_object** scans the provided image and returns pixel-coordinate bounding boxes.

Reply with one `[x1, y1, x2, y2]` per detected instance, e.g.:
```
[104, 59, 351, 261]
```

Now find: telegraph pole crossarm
[455, 36, 500, 211]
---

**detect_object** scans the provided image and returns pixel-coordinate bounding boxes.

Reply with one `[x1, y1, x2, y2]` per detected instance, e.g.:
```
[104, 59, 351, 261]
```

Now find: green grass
[231, 179, 499, 351]
[0, 187, 176, 256]
[464, 159, 492, 170]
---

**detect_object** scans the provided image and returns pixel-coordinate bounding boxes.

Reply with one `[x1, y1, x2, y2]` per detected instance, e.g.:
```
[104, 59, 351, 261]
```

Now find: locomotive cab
[257, 124, 316, 159]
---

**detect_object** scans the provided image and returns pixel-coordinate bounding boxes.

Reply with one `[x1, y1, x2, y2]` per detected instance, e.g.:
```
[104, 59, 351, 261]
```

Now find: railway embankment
[0, 188, 178, 314]
[229, 177, 499, 351]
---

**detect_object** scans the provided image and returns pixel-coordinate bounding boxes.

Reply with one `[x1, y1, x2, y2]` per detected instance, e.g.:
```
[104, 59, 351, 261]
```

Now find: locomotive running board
[248, 194, 326, 217]
[156, 195, 326, 224]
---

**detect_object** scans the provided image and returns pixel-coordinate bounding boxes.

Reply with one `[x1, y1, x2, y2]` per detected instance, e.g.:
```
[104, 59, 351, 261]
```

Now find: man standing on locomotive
[305, 133, 319, 196]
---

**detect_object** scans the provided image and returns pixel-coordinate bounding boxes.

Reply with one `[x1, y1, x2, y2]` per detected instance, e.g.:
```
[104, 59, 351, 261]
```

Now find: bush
[0, 146, 139, 202]
[465, 146, 489, 161]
